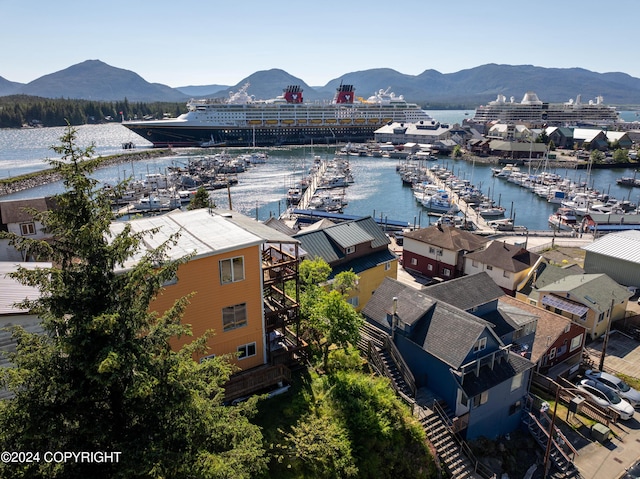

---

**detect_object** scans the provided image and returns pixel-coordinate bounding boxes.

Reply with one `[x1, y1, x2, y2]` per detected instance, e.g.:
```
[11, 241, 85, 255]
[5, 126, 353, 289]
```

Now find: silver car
[578, 379, 635, 420]
[584, 369, 640, 408]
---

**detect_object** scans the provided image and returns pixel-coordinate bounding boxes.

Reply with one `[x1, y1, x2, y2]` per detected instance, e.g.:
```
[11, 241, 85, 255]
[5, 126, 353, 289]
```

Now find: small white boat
[420, 190, 459, 214]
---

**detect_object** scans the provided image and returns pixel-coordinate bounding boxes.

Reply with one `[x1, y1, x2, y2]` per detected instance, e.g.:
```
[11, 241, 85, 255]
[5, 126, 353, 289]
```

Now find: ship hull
[123, 123, 381, 147]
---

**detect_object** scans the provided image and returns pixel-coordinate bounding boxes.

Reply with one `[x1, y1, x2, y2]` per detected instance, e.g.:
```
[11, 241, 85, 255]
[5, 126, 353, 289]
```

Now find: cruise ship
[123, 83, 431, 147]
[470, 91, 621, 126]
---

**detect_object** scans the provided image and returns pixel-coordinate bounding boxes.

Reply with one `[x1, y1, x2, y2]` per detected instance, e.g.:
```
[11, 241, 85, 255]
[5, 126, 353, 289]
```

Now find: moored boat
[122, 83, 431, 147]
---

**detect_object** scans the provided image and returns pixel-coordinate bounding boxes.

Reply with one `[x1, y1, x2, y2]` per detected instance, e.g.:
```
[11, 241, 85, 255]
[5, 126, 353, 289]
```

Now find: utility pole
[599, 297, 616, 371]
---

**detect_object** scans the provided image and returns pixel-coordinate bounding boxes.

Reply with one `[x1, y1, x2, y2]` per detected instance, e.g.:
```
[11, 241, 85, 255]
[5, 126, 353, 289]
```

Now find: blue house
[362, 275, 534, 440]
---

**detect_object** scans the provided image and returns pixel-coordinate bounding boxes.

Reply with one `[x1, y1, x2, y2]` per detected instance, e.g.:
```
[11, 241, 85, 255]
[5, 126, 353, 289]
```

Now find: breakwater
[0, 149, 171, 197]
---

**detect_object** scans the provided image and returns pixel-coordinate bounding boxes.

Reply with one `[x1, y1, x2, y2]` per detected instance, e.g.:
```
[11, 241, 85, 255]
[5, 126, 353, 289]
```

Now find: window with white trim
[411, 258, 418, 266]
[345, 246, 355, 254]
[384, 261, 391, 271]
[237, 342, 256, 359]
[220, 256, 244, 284]
[222, 303, 247, 332]
[549, 347, 556, 360]
[511, 373, 523, 392]
[473, 337, 487, 353]
[346, 296, 359, 308]
[472, 390, 488, 408]
[570, 333, 583, 352]
[20, 222, 36, 236]
[442, 268, 451, 277]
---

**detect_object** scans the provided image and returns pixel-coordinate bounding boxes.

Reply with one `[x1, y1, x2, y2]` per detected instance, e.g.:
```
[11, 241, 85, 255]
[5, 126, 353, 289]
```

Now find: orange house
[111, 209, 269, 370]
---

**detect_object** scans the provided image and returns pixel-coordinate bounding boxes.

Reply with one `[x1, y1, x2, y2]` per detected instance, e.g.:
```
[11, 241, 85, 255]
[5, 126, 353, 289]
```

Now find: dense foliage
[0, 125, 266, 478]
[258, 363, 437, 479]
[0, 95, 184, 128]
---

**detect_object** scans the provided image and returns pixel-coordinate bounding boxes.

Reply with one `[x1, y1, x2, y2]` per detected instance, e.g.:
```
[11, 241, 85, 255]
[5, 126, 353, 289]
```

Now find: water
[1, 120, 639, 232]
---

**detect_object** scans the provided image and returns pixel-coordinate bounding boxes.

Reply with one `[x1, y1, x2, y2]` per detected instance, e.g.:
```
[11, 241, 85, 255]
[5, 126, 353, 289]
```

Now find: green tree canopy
[0, 125, 266, 479]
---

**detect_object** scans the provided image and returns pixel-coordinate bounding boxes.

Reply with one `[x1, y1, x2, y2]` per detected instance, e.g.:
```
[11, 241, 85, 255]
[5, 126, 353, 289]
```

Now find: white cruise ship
[123, 83, 431, 147]
[470, 91, 620, 126]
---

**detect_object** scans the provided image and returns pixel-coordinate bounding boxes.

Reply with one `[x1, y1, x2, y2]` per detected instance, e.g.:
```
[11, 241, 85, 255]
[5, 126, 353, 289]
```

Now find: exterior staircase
[522, 398, 582, 479]
[359, 322, 489, 478]
[419, 406, 483, 479]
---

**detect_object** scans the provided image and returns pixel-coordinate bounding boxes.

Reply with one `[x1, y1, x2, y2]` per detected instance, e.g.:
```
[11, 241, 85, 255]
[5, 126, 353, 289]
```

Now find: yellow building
[111, 209, 301, 371]
[293, 216, 398, 311]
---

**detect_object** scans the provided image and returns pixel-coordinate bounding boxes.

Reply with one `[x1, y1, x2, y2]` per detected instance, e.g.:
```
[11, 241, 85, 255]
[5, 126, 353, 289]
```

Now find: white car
[578, 379, 635, 420]
[584, 369, 640, 408]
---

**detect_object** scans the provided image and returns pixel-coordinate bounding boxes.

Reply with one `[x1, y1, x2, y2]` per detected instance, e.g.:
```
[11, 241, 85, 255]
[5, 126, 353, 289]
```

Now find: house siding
[403, 238, 458, 279]
[465, 372, 530, 440]
[345, 260, 397, 312]
[151, 245, 265, 370]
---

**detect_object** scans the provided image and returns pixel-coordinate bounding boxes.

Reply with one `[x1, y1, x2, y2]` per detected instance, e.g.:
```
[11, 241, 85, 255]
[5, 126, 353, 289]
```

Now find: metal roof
[0, 262, 51, 315]
[110, 209, 264, 270]
[582, 230, 640, 264]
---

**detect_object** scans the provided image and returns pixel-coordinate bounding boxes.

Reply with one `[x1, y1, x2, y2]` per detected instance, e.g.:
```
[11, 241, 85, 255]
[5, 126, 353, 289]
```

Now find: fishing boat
[122, 83, 431, 147]
[419, 190, 459, 214]
[548, 207, 578, 231]
[616, 171, 640, 188]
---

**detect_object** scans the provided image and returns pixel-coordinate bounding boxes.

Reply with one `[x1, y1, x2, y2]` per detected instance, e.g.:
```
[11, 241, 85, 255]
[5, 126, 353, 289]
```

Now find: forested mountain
[2, 60, 640, 107]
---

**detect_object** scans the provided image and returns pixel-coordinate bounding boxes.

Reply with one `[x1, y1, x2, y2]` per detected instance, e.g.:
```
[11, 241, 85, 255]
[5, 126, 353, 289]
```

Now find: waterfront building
[402, 224, 488, 280]
[111, 209, 305, 383]
[463, 241, 543, 296]
[374, 120, 455, 146]
[582, 230, 640, 288]
[0, 197, 56, 262]
[293, 216, 398, 311]
[362, 276, 534, 440]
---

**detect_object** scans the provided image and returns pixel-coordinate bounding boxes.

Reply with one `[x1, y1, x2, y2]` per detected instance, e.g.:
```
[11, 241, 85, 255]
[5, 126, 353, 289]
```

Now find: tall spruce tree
[0, 125, 266, 478]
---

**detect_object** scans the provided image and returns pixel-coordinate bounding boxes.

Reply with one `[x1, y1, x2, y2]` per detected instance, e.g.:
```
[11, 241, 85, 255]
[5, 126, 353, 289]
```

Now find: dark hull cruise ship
[123, 83, 431, 147]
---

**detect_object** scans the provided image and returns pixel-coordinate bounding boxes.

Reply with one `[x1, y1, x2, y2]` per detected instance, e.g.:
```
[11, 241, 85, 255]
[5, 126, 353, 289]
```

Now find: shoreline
[0, 149, 172, 197]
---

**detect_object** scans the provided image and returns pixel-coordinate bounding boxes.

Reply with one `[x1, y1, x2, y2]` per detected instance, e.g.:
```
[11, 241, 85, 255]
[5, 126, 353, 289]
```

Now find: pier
[296, 160, 327, 210]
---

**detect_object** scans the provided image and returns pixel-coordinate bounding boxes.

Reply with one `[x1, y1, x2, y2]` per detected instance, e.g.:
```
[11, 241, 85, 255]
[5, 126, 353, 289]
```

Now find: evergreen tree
[187, 186, 214, 210]
[0, 125, 267, 478]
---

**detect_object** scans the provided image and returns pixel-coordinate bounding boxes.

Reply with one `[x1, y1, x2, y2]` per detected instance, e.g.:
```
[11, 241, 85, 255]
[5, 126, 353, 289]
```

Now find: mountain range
[2, 59, 640, 107]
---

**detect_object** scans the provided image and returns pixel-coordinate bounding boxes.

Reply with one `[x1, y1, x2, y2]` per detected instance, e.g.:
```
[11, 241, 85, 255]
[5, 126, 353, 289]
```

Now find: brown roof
[499, 295, 586, 364]
[404, 224, 488, 252]
[0, 197, 56, 224]
[465, 240, 541, 273]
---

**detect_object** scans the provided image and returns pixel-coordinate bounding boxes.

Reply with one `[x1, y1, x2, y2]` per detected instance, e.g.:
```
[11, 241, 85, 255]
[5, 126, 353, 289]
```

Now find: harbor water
[1, 117, 639, 232]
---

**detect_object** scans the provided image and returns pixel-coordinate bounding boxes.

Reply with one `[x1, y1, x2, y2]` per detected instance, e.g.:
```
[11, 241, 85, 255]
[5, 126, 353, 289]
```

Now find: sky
[2, 0, 640, 88]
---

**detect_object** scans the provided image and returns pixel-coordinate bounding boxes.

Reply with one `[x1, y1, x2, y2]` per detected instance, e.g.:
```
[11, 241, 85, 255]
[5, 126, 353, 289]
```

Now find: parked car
[577, 379, 635, 420]
[584, 369, 640, 408]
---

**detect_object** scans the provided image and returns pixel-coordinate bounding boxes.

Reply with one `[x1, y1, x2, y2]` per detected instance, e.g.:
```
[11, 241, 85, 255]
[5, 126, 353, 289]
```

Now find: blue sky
[3, 0, 639, 88]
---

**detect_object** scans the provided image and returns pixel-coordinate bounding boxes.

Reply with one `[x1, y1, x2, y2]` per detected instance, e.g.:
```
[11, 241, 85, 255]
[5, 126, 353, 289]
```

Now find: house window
[503, 270, 510, 278]
[20, 222, 36, 236]
[429, 247, 436, 254]
[598, 312, 605, 323]
[509, 400, 522, 416]
[411, 258, 418, 266]
[345, 246, 355, 255]
[427, 264, 433, 271]
[237, 342, 256, 359]
[222, 303, 247, 332]
[473, 337, 487, 353]
[570, 333, 583, 352]
[511, 373, 522, 392]
[199, 353, 216, 363]
[220, 256, 244, 284]
[472, 391, 489, 408]
[384, 261, 391, 271]
[346, 296, 360, 308]
[442, 268, 451, 277]
[472, 260, 478, 268]
[486, 265, 493, 270]
[549, 347, 556, 360]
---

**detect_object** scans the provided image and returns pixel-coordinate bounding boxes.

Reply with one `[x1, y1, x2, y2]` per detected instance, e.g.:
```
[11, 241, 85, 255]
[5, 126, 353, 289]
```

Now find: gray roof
[363, 277, 501, 369]
[537, 273, 632, 314]
[461, 352, 533, 397]
[424, 272, 505, 310]
[464, 241, 541, 273]
[582, 230, 640, 265]
[214, 208, 299, 244]
[0, 197, 56, 224]
[404, 224, 488, 252]
[293, 216, 390, 264]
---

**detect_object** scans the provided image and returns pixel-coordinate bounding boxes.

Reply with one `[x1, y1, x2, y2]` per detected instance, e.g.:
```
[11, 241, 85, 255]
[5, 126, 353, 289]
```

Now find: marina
[2, 123, 640, 235]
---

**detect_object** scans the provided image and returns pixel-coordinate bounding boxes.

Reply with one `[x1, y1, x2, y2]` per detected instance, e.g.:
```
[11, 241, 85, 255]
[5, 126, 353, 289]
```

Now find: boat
[469, 92, 621, 127]
[616, 171, 640, 188]
[122, 83, 432, 148]
[477, 202, 506, 218]
[419, 190, 459, 214]
[548, 207, 578, 231]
